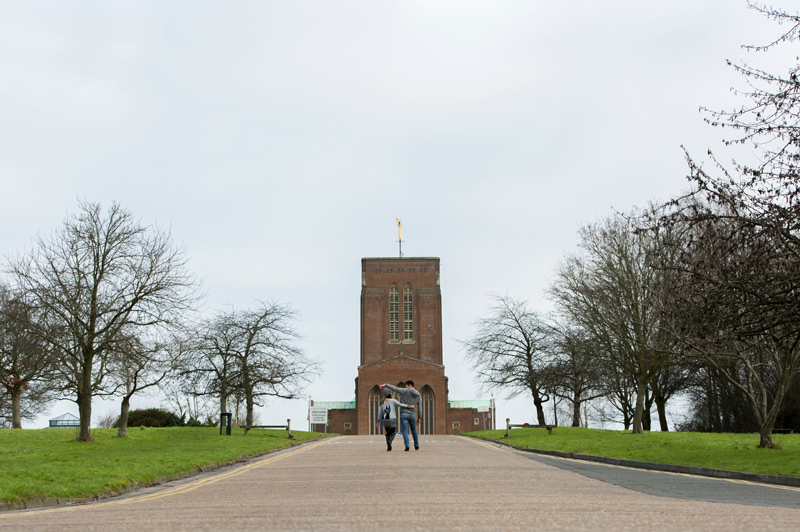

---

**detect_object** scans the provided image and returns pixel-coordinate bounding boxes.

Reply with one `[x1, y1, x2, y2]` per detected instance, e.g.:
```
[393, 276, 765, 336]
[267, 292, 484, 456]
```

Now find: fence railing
[244, 419, 293, 439]
[504, 418, 555, 437]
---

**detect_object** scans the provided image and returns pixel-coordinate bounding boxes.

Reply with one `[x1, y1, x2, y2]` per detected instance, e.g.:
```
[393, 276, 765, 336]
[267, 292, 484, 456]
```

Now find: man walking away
[382, 381, 421, 451]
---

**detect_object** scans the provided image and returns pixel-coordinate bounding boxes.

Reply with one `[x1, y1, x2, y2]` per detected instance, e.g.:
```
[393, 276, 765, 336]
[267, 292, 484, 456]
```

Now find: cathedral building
[314, 257, 493, 435]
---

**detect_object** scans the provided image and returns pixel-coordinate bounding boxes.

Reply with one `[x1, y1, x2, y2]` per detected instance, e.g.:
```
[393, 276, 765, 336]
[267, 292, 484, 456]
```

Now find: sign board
[477, 406, 490, 413]
[309, 406, 328, 424]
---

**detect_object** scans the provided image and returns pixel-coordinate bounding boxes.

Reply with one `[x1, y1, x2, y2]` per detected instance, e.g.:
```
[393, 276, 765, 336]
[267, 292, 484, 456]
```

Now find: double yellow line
[1, 439, 331, 517]
[464, 437, 507, 453]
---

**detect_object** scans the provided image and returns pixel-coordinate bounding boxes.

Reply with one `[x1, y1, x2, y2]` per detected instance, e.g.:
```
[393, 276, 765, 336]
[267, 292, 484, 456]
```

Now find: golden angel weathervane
[396, 218, 402, 257]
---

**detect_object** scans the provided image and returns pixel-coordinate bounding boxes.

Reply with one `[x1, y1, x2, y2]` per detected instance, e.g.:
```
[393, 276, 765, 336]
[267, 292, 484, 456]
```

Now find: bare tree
[550, 214, 677, 434]
[186, 303, 320, 428]
[649, 4, 800, 447]
[697, 3, 800, 217]
[230, 302, 320, 428]
[0, 284, 58, 428]
[547, 322, 606, 427]
[658, 212, 800, 447]
[462, 295, 552, 425]
[7, 201, 198, 441]
[596, 361, 638, 430]
[110, 331, 188, 437]
[95, 410, 117, 429]
[184, 314, 241, 421]
[677, 361, 759, 433]
[648, 360, 696, 432]
[159, 373, 215, 426]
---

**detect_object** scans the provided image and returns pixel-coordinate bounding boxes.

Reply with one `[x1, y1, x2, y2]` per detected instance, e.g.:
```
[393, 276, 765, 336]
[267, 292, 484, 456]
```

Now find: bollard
[505, 418, 510, 438]
[220, 412, 232, 436]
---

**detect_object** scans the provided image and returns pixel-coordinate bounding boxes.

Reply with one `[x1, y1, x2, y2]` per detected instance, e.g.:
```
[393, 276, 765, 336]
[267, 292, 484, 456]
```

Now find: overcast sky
[2, 1, 796, 430]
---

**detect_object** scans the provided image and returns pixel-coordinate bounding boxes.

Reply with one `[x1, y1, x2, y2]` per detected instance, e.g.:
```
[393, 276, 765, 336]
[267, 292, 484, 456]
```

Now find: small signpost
[309, 406, 328, 433]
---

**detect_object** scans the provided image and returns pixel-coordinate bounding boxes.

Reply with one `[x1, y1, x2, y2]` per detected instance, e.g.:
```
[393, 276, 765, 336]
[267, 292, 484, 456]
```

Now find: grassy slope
[0, 427, 325, 504]
[466, 427, 800, 478]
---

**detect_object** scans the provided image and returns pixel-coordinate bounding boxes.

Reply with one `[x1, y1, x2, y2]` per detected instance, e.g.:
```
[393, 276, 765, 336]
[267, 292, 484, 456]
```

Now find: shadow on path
[515, 451, 800, 509]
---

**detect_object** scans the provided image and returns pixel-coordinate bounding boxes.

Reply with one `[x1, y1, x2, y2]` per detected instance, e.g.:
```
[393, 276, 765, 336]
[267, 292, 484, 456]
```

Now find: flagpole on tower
[396, 218, 402, 258]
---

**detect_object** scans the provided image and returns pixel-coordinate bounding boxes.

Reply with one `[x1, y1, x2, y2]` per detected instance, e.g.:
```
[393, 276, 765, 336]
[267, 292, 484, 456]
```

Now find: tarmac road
[1, 435, 799, 531]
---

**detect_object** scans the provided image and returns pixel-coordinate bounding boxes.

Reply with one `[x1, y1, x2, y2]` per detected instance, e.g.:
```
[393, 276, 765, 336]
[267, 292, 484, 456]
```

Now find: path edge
[0, 435, 336, 513]
[461, 435, 800, 488]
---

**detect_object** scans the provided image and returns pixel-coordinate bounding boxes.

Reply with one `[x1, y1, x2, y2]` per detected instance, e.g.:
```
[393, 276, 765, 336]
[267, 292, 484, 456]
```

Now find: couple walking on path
[376, 381, 421, 452]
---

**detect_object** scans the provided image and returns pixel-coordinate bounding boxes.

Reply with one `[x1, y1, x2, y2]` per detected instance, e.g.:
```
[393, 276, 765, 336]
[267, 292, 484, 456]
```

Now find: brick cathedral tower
[355, 257, 447, 435]
[315, 256, 492, 436]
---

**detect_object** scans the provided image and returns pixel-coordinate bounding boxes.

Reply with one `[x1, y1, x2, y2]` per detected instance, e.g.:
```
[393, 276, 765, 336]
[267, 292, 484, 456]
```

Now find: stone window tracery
[389, 285, 399, 342]
[403, 284, 413, 342]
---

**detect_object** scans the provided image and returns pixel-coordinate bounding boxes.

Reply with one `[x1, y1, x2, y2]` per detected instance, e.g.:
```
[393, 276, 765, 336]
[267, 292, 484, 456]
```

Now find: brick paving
[1, 435, 799, 531]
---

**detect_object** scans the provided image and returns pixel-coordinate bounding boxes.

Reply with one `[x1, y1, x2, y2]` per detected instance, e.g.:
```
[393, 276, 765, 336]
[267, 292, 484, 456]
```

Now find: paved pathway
[1, 435, 799, 531]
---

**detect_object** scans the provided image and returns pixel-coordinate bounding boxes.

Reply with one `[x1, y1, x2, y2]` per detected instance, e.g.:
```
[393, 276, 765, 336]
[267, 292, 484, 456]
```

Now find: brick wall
[446, 407, 493, 434]
[361, 258, 442, 366]
[326, 408, 357, 435]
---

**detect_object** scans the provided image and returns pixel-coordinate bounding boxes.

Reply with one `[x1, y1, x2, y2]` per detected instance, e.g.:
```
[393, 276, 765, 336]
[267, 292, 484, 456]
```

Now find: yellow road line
[463, 437, 508, 453]
[1, 438, 333, 518]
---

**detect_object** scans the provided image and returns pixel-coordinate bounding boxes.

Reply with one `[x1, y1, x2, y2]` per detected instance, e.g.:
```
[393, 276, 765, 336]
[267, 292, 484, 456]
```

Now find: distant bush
[184, 416, 215, 427]
[115, 408, 184, 428]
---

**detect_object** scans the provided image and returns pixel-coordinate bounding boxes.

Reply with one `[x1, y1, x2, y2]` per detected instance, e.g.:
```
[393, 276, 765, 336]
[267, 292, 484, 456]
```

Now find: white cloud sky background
[1, 1, 795, 430]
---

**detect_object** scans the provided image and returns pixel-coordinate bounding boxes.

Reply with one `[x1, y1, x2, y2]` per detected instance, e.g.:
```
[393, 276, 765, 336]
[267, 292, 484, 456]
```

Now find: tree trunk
[11, 388, 22, 429]
[655, 396, 669, 432]
[755, 391, 783, 448]
[631, 380, 646, 434]
[77, 391, 93, 441]
[220, 381, 228, 415]
[571, 398, 582, 428]
[533, 399, 546, 425]
[117, 396, 131, 438]
[642, 390, 653, 431]
[77, 353, 94, 442]
[707, 375, 719, 431]
[759, 430, 774, 449]
[552, 396, 558, 427]
[642, 411, 651, 432]
[246, 393, 254, 428]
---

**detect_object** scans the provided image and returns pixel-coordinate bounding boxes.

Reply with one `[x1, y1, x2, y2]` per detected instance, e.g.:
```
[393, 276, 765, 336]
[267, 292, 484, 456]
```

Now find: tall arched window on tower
[403, 284, 413, 342]
[420, 386, 435, 434]
[369, 387, 383, 435]
[389, 285, 399, 342]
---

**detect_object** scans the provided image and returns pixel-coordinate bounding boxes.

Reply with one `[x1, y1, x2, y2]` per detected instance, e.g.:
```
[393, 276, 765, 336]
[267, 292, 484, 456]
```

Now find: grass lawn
[466, 427, 800, 478]
[0, 426, 326, 505]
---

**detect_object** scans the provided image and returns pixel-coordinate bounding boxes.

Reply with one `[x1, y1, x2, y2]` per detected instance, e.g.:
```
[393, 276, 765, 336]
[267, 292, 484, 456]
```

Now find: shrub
[114, 408, 184, 428]
[184, 416, 215, 427]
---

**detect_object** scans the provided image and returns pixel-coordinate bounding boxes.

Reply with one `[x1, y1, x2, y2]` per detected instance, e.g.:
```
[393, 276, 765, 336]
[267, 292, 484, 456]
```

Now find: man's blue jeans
[400, 413, 419, 449]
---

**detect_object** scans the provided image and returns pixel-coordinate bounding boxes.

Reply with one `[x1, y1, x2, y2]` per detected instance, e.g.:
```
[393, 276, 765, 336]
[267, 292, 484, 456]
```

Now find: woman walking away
[375, 388, 414, 451]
